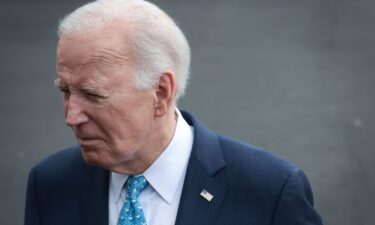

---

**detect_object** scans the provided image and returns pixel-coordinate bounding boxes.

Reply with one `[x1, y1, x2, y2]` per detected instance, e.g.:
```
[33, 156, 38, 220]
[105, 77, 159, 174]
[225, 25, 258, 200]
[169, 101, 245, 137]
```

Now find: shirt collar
[110, 109, 194, 204]
[143, 109, 193, 204]
[110, 172, 128, 204]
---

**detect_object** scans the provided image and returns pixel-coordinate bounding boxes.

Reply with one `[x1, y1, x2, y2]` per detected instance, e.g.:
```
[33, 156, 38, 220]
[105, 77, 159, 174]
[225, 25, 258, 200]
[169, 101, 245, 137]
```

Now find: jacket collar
[175, 111, 228, 225]
[181, 110, 226, 175]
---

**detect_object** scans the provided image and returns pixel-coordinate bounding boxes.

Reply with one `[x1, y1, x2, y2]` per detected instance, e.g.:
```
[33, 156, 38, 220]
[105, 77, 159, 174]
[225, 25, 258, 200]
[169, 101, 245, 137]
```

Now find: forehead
[56, 23, 136, 83]
[57, 23, 133, 70]
[56, 28, 137, 91]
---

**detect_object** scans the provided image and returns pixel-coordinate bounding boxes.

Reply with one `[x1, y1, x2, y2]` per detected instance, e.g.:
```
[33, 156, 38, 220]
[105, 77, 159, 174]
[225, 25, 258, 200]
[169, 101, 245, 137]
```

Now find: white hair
[58, 0, 191, 102]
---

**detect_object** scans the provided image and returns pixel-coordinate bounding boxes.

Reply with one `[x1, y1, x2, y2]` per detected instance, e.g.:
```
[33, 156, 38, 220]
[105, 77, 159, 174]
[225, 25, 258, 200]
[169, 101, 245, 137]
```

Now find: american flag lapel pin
[200, 189, 214, 202]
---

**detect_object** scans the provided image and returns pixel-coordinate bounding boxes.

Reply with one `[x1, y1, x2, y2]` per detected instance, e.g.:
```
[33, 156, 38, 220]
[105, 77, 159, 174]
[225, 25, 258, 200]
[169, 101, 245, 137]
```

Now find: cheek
[97, 106, 144, 140]
[90, 92, 156, 137]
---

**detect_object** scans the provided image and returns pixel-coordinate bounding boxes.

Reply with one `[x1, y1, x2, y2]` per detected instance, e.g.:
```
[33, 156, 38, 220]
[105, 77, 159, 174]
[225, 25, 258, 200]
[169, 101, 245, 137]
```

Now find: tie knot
[126, 176, 148, 199]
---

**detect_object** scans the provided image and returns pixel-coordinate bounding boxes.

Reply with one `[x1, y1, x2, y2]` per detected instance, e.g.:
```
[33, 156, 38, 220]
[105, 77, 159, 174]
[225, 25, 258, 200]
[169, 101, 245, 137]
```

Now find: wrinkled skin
[56, 23, 176, 174]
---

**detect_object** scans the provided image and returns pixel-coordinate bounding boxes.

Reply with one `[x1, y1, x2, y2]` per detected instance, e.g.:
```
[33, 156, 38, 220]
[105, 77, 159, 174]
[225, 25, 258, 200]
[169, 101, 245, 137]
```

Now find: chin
[80, 148, 107, 168]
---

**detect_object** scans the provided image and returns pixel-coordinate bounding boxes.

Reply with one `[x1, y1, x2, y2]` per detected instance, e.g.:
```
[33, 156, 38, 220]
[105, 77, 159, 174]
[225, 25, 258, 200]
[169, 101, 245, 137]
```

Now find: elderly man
[24, 0, 323, 225]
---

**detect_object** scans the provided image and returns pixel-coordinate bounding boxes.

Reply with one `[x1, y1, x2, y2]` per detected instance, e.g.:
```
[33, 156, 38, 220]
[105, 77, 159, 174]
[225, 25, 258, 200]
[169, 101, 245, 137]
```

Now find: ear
[154, 70, 176, 117]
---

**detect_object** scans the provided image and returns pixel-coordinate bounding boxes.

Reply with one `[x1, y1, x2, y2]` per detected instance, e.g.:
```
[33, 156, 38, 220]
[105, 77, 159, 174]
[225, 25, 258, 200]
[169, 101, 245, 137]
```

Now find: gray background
[1, 0, 374, 224]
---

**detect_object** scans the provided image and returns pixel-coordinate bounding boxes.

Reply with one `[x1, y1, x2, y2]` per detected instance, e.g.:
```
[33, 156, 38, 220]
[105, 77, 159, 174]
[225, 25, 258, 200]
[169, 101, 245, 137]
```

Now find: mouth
[77, 137, 101, 146]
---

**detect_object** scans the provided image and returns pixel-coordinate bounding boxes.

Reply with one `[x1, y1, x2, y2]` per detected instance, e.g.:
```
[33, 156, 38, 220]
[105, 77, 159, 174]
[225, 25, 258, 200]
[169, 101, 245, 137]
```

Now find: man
[24, 0, 323, 224]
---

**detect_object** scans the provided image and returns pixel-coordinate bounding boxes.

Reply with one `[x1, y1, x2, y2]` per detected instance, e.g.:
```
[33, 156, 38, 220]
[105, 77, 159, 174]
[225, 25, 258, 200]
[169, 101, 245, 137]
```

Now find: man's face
[56, 27, 158, 171]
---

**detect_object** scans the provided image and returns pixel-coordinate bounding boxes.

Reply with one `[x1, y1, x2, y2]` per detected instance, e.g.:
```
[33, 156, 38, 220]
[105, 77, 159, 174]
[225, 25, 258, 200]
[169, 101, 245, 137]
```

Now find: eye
[59, 88, 70, 100]
[85, 92, 105, 102]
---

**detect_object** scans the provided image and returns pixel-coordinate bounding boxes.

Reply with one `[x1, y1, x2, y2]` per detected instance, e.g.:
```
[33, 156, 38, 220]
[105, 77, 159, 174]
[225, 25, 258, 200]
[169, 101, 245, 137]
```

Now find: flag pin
[200, 189, 214, 202]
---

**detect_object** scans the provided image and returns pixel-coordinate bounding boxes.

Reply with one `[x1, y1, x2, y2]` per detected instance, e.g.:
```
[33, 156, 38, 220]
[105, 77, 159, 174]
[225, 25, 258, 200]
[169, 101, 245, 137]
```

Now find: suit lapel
[80, 165, 109, 225]
[175, 157, 227, 225]
[175, 111, 227, 225]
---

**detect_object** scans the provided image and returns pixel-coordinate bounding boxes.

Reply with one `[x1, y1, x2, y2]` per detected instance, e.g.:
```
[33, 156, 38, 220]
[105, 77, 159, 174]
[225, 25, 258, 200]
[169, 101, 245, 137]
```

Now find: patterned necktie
[117, 176, 148, 225]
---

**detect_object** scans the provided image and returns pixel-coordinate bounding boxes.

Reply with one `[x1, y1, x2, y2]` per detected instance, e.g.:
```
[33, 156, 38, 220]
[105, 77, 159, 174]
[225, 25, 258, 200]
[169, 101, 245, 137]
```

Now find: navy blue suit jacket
[24, 111, 323, 225]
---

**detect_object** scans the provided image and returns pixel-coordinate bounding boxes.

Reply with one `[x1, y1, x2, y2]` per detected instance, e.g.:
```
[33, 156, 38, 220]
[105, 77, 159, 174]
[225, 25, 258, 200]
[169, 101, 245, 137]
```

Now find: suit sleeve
[24, 167, 41, 225]
[271, 168, 323, 225]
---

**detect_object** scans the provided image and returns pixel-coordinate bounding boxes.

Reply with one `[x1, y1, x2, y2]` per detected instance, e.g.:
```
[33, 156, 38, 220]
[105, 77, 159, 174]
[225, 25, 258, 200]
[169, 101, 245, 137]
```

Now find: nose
[65, 95, 90, 127]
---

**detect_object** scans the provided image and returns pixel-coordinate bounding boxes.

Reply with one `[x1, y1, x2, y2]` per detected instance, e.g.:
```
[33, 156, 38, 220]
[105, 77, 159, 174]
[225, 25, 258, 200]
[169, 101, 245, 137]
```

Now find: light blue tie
[117, 176, 148, 225]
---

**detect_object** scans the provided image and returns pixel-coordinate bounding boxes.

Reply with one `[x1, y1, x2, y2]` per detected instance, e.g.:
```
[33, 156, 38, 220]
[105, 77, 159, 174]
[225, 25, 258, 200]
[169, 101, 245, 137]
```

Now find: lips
[78, 136, 97, 141]
[74, 132, 99, 141]
[76, 135, 101, 145]
[78, 138, 102, 147]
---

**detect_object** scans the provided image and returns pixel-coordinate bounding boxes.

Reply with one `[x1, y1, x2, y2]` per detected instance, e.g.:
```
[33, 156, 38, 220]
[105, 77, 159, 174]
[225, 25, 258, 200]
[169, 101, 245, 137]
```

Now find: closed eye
[59, 88, 70, 99]
[85, 92, 106, 102]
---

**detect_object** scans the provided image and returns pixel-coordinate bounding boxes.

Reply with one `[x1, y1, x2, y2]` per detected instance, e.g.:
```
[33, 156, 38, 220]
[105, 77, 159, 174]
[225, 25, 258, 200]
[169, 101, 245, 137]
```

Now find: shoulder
[182, 110, 299, 182]
[29, 146, 86, 186]
[217, 135, 301, 190]
[32, 145, 83, 171]
[218, 135, 296, 172]
[216, 135, 323, 224]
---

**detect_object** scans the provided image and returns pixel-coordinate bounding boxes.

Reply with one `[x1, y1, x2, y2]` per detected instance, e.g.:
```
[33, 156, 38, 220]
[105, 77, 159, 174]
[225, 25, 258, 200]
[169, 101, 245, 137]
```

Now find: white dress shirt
[108, 110, 194, 225]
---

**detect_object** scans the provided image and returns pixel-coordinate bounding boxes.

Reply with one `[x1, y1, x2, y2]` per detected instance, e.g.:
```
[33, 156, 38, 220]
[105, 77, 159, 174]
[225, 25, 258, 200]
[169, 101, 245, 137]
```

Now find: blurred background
[1, 0, 374, 224]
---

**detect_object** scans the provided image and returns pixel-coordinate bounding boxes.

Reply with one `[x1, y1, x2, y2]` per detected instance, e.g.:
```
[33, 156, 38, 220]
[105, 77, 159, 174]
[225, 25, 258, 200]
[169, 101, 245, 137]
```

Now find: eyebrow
[80, 85, 104, 94]
[54, 78, 107, 95]
[54, 78, 66, 88]
[55, 78, 97, 89]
